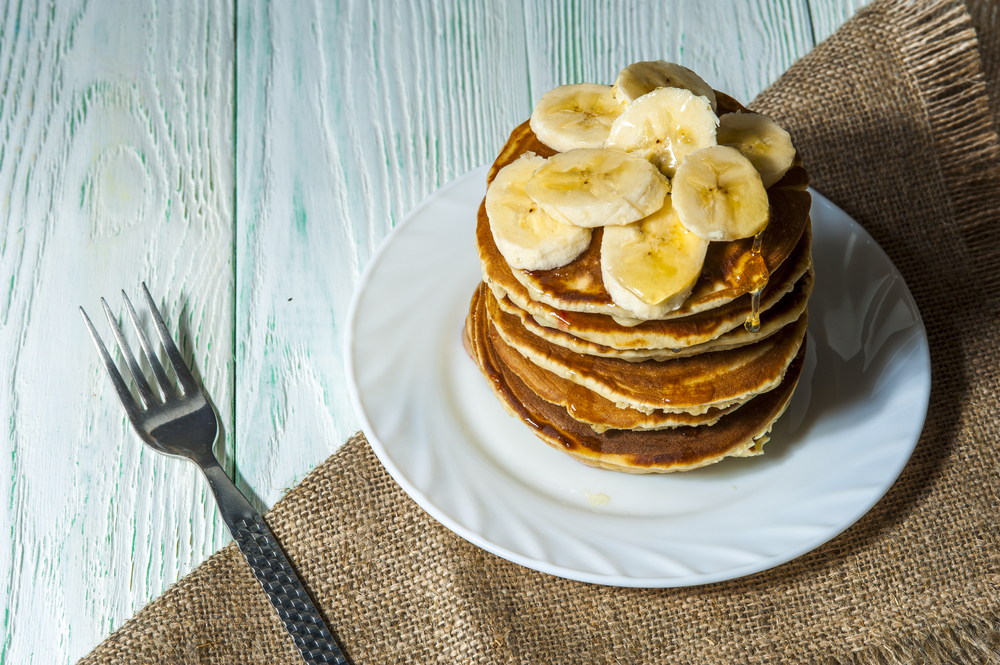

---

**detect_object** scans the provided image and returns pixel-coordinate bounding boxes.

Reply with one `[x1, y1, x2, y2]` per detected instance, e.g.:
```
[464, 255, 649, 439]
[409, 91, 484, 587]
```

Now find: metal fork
[81, 284, 350, 665]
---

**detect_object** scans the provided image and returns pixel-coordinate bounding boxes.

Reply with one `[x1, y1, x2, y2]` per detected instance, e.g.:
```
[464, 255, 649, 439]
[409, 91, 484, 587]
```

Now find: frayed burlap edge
[890, 0, 1000, 313]
[784, 0, 1000, 662]
[819, 615, 1000, 665]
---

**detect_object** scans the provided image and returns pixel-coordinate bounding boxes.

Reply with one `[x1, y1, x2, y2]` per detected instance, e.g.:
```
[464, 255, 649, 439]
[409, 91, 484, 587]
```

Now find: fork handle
[200, 460, 351, 665]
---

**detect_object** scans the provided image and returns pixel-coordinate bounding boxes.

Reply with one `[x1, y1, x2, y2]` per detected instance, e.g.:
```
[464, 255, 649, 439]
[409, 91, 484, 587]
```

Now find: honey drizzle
[746, 291, 762, 333]
[744, 228, 769, 333]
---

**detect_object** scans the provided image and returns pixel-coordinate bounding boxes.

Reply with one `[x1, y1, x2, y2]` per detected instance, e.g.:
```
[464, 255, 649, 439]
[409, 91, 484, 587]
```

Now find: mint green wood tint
[0, 0, 234, 662]
[234, 0, 533, 511]
[523, 0, 816, 106]
[0, 0, 869, 662]
[809, 0, 873, 42]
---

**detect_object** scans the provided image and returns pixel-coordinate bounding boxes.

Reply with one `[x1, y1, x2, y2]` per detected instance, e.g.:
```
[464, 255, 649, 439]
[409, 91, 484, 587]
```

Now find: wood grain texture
[809, 0, 873, 43]
[0, 0, 870, 662]
[235, 0, 532, 508]
[523, 0, 815, 107]
[0, 0, 234, 662]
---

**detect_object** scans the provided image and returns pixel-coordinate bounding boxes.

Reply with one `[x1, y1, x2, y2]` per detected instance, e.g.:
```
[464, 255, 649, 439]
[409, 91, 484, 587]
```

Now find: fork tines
[81, 283, 198, 414]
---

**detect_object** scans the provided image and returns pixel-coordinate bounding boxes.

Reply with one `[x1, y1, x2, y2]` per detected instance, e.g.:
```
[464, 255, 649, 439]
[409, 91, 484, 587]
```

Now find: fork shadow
[171, 305, 270, 518]
[200, 378, 269, 516]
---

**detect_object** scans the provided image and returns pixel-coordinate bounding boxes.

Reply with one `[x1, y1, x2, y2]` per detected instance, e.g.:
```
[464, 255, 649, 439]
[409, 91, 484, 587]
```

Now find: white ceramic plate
[345, 165, 930, 588]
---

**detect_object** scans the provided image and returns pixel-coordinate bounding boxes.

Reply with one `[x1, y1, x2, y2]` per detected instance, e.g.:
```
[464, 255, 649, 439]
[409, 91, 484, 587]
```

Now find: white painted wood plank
[234, 0, 533, 507]
[523, 0, 816, 108]
[0, 0, 871, 661]
[0, 0, 234, 662]
[809, 0, 873, 44]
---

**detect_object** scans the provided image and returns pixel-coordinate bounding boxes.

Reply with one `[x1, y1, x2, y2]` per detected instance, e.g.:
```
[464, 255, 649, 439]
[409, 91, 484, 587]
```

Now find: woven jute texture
[80, 0, 1000, 663]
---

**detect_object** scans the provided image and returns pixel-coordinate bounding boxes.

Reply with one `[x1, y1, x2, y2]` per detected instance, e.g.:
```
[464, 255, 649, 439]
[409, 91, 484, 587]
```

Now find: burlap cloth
[80, 1, 1000, 663]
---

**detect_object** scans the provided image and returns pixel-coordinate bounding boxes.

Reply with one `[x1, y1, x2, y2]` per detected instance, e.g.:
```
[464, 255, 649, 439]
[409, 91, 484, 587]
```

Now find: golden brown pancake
[489, 284, 808, 414]
[492, 269, 813, 361]
[468, 286, 808, 473]
[481, 113, 812, 321]
[471, 284, 740, 431]
[483, 212, 812, 350]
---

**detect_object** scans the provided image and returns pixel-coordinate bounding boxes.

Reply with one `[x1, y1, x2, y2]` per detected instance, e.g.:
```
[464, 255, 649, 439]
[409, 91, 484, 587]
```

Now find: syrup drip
[746, 290, 763, 333]
[743, 228, 769, 333]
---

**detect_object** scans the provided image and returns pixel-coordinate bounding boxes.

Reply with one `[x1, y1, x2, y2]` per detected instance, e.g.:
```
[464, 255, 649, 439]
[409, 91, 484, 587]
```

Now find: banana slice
[601, 196, 709, 319]
[529, 83, 623, 153]
[717, 111, 796, 188]
[671, 145, 769, 241]
[605, 87, 718, 177]
[612, 60, 718, 111]
[485, 153, 592, 271]
[524, 148, 670, 228]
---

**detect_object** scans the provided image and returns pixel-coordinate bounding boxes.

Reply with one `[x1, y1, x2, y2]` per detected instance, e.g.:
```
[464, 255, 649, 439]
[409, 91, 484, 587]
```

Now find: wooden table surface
[0, 0, 869, 661]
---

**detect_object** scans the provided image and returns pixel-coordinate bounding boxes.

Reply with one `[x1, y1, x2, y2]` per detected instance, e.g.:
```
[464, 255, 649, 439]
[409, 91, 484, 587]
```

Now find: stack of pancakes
[465, 92, 813, 473]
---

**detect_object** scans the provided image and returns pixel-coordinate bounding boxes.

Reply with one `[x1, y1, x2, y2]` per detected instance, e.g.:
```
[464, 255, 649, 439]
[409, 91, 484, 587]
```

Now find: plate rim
[344, 166, 931, 587]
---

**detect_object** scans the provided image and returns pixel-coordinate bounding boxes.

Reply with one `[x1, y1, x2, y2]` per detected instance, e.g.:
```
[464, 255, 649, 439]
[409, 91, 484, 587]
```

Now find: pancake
[480, 107, 811, 321]
[492, 268, 813, 361]
[487, 120, 557, 183]
[489, 282, 808, 414]
[469, 287, 808, 473]
[483, 212, 812, 350]
[468, 83, 812, 473]
[471, 284, 740, 431]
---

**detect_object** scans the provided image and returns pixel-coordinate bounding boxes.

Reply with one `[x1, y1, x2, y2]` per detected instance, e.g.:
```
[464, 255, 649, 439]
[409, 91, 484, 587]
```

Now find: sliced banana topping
[524, 148, 670, 228]
[529, 83, 623, 153]
[671, 145, 769, 242]
[612, 60, 718, 111]
[486, 153, 593, 271]
[601, 197, 709, 320]
[717, 111, 796, 188]
[605, 87, 718, 177]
